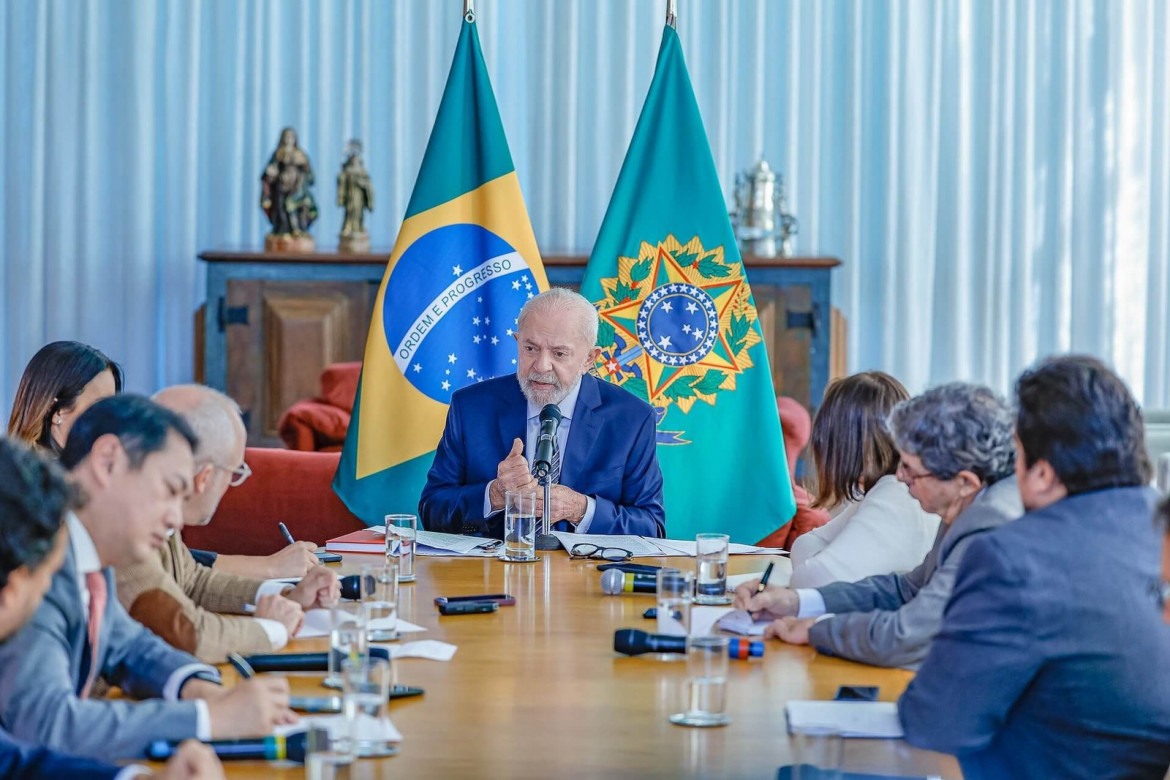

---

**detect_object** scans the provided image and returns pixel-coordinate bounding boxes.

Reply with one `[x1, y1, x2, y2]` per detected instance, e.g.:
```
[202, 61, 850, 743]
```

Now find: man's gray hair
[888, 382, 1016, 484]
[151, 384, 242, 465]
[516, 287, 599, 346]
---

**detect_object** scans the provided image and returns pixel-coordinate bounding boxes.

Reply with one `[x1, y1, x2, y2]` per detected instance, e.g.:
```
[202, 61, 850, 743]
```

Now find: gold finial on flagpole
[464, 0, 475, 23]
[666, 0, 677, 28]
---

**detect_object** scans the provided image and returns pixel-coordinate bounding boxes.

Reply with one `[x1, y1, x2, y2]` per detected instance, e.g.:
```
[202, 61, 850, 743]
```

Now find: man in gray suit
[0, 395, 296, 761]
[736, 383, 1022, 668]
[900, 356, 1170, 778]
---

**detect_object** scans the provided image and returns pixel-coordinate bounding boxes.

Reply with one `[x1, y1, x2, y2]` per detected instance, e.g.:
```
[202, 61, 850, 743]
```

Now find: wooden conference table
[211, 552, 960, 779]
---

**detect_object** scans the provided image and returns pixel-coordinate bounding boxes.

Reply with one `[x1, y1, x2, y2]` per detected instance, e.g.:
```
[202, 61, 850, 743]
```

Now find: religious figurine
[337, 139, 374, 253]
[260, 126, 318, 252]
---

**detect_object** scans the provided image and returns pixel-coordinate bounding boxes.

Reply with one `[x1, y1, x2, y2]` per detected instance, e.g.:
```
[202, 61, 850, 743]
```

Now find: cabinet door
[225, 279, 376, 444]
[752, 282, 815, 409]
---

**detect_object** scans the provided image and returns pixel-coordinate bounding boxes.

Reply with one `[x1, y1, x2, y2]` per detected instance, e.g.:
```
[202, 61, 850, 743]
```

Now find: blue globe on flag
[381, 223, 536, 403]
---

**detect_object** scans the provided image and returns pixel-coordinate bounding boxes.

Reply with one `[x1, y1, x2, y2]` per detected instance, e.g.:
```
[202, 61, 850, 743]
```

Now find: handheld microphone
[147, 731, 308, 763]
[601, 568, 656, 595]
[613, 629, 765, 659]
[532, 404, 562, 478]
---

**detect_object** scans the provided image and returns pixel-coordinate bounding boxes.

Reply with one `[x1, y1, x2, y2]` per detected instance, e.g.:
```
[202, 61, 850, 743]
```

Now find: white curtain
[2, 0, 1168, 409]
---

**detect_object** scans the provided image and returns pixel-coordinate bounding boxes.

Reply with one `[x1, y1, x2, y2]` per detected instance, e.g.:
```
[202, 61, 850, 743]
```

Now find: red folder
[324, 528, 385, 553]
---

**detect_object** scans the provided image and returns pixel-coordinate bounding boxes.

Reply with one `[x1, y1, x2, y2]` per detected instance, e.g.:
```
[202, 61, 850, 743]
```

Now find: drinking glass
[360, 562, 399, 642]
[303, 725, 350, 777]
[322, 602, 367, 690]
[656, 568, 694, 643]
[670, 634, 731, 727]
[790, 726, 844, 780]
[385, 514, 417, 583]
[341, 655, 399, 758]
[501, 490, 537, 562]
[695, 533, 732, 605]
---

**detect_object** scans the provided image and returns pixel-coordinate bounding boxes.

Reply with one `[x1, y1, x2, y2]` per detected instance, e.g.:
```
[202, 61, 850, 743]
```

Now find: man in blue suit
[899, 356, 1170, 779]
[421, 288, 665, 539]
[0, 438, 223, 778]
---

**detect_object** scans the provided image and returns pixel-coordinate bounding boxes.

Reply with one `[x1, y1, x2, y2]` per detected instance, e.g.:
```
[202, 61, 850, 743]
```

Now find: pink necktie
[80, 571, 107, 699]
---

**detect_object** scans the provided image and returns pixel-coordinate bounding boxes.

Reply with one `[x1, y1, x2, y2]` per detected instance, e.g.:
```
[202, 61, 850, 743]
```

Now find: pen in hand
[756, 561, 775, 594]
[278, 522, 296, 546]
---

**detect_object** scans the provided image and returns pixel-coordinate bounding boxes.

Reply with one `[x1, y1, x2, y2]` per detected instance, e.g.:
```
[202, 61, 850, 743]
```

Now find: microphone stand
[534, 469, 559, 550]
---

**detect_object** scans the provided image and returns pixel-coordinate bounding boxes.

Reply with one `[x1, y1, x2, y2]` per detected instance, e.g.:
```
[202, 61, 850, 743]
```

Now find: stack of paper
[784, 701, 904, 738]
[716, 609, 771, 636]
[551, 531, 786, 558]
[294, 610, 427, 640]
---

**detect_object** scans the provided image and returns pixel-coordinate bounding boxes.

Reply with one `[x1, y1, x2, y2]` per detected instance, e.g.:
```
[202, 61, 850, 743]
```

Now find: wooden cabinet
[198, 250, 841, 446]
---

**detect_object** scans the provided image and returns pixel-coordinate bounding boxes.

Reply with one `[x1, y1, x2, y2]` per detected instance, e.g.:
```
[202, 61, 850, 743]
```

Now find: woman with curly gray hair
[737, 382, 1024, 669]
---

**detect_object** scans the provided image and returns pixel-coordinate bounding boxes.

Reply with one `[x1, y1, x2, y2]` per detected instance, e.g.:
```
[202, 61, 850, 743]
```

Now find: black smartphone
[437, 600, 499, 615]
[316, 550, 343, 563]
[834, 685, 880, 702]
[435, 594, 515, 607]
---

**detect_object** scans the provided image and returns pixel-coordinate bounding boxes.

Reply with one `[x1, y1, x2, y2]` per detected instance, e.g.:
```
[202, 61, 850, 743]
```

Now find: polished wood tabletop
[211, 552, 959, 779]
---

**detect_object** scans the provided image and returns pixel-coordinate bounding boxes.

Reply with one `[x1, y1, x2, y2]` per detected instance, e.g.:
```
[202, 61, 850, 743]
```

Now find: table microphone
[340, 573, 361, 600]
[601, 569, 656, 595]
[614, 629, 765, 659]
[147, 731, 307, 763]
[532, 404, 562, 478]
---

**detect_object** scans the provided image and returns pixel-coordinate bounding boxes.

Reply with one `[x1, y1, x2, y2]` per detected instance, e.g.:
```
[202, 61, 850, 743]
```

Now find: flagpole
[665, 0, 676, 28]
[464, 0, 475, 23]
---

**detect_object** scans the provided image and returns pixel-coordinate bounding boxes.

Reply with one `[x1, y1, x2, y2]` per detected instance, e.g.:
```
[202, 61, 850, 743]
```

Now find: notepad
[295, 609, 427, 639]
[784, 701, 904, 738]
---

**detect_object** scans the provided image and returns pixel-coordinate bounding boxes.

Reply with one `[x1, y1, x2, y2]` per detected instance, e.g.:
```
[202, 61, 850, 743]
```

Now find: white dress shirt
[483, 378, 598, 532]
[66, 513, 216, 740]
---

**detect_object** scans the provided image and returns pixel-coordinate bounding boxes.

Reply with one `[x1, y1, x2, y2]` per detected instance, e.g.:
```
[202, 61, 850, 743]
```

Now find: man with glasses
[114, 385, 339, 663]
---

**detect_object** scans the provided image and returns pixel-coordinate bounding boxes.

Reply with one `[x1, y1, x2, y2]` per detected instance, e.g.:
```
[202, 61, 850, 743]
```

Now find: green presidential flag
[334, 15, 547, 524]
[581, 24, 796, 544]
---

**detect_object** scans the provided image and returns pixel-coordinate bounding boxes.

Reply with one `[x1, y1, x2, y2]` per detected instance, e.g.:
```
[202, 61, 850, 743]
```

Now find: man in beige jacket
[115, 385, 339, 663]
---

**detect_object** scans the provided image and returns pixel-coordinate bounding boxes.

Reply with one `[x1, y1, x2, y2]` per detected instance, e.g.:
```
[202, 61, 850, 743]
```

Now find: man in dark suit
[420, 288, 665, 539]
[0, 395, 295, 761]
[0, 437, 222, 778]
[899, 356, 1170, 779]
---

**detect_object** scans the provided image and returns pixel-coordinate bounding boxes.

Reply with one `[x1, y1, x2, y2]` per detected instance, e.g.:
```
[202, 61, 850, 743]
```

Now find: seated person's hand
[732, 582, 800, 620]
[157, 739, 225, 780]
[285, 565, 340, 610]
[764, 615, 818, 645]
[488, 438, 538, 511]
[206, 677, 297, 739]
[537, 484, 588, 524]
[263, 541, 320, 578]
[253, 593, 304, 638]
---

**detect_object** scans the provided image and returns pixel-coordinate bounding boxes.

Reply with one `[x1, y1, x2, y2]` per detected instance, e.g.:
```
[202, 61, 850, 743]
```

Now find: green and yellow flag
[581, 25, 795, 543]
[334, 16, 547, 524]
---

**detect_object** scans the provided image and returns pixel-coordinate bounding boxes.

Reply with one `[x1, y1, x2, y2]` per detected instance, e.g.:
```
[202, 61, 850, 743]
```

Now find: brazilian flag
[334, 15, 547, 524]
[581, 25, 795, 544]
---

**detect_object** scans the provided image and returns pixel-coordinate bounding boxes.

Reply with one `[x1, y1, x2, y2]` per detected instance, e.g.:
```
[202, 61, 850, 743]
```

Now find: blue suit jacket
[0, 727, 119, 779]
[899, 486, 1170, 779]
[0, 546, 205, 760]
[419, 374, 665, 538]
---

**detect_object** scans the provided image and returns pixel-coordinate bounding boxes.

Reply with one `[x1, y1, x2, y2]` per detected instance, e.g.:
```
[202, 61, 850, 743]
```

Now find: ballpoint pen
[278, 521, 296, 546]
[756, 561, 775, 593]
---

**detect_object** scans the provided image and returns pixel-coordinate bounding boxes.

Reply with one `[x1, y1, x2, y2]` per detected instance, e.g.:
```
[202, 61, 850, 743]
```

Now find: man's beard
[518, 371, 577, 407]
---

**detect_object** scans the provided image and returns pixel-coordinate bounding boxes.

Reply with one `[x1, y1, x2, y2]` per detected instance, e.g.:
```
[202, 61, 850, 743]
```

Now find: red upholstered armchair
[181, 447, 364, 556]
[277, 362, 361, 452]
[754, 397, 831, 549]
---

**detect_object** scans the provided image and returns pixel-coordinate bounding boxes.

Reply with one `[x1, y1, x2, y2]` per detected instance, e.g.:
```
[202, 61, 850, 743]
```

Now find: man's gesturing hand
[489, 438, 537, 511]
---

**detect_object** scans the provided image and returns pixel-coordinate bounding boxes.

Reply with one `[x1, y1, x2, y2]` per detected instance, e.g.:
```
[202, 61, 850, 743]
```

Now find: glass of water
[501, 490, 537, 562]
[385, 514, 417, 583]
[323, 602, 367, 690]
[341, 655, 399, 758]
[361, 563, 399, 642]
[790, 726, 845, 780]
[670, 634, 731, 727]
[695, 533, 732, 605]
[656, 568, 694, 643]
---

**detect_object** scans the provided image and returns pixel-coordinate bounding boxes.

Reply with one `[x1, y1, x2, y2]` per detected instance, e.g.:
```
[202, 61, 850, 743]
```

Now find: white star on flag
[413, 363, 422, 373]
[658, 335, 673, 349]
[467, 368, 477, 378]
[512, 280, 521, 290]
[663, 301, 673, 312]
[693, 330, 704, 341]
[441, 380, 451, 391]
[473, 316, 481, 326]
[491, 336, 499, 345]
[448, 353, 457, 364]
[682, 324, 692, 334]
[473, 335, 482, 344]
[506, 329, 514, 336]
[685, 301, 698, 314]
[452, 265, 463, 276]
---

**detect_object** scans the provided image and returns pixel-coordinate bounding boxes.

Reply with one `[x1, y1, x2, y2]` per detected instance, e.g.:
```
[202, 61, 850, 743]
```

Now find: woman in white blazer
[789, 372, 940, 588]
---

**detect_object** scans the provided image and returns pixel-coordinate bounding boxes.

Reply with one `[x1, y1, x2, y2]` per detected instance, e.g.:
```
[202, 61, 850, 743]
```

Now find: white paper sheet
[550, 531, 671, 557]
[295, 609, 426, 639]
[690, 606, 735, 636]
[716, 609, 771, 636]
[371, 639, 457, 661]
[275, 713, 403, 743]
[653, 539, 787, 557]
[724, 557, 793, 591]
[365, 526, 499, 557]
[784, 700, 904, 738]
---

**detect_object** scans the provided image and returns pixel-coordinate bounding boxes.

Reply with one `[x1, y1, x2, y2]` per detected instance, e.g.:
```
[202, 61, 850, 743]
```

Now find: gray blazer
[807, 476, 1022, 669]
[0, 546, 204, 760]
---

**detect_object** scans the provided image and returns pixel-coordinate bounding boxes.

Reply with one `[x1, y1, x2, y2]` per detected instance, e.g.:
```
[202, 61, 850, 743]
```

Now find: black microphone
[243, 647, 392, 673]
[147, 731, 307, 763]
[614, 629, 765, 659]
[532, 404, 562, 478]
[601, 569, 656, 595]
[339, 573, 361, 601]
